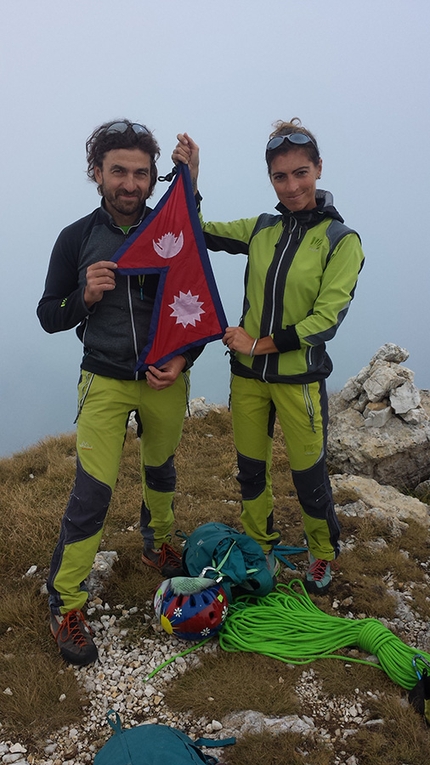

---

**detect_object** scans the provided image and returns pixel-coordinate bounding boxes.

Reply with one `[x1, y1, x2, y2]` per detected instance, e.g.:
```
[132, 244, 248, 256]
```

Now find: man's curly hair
[86, 119, 160, 197]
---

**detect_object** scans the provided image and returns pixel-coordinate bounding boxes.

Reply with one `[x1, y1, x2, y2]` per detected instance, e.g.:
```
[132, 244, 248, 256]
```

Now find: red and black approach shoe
[142, 542, 185, 578]
[50, 609, 98, 666]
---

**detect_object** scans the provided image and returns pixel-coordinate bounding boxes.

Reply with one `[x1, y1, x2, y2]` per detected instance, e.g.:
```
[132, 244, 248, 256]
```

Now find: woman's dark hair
[265, 118, 320, 173]
[86, 119, 160, 197]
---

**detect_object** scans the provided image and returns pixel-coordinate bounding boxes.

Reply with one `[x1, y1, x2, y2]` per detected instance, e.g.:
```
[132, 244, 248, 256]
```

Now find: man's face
[94, 148, 153, 225]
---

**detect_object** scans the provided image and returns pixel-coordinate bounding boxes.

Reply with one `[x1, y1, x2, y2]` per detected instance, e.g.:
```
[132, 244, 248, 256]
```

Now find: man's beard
[102, 186, 145, 219]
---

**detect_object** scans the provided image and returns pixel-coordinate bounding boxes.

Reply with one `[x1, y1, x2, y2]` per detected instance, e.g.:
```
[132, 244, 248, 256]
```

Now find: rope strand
[218, 580, 430, 689]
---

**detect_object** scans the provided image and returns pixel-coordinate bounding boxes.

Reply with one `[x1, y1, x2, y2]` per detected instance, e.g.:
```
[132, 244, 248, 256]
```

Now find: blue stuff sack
[181, 522, 274, 601]
[94, 710, 235, 764]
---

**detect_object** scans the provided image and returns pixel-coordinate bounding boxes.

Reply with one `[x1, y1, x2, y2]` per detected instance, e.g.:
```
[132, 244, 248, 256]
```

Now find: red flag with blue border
[111, 163, 227, 371]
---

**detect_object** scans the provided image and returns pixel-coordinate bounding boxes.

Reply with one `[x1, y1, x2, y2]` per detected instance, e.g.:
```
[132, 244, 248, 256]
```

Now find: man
[38, 120, 202, 666]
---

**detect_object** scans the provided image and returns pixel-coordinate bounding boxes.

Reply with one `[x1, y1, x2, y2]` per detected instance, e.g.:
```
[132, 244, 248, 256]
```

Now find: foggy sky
[1, 0, 429, 457]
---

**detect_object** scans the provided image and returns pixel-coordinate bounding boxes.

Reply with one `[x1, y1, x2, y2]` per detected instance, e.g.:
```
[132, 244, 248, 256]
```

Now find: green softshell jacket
[200, 189, 364, 384]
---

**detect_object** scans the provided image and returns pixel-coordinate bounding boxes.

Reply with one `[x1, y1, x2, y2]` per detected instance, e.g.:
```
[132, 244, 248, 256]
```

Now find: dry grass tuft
[164, 652, 301, 718]
[100, 533, 159, 610]
[0, 650, 84, 743]
[344, 693, 430, 765]
[223, 731, 333, 765]
[315, 658, 396, 697]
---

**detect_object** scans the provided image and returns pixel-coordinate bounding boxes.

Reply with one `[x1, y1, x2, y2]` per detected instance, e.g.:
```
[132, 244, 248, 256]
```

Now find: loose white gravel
[2, 552, 430, 765]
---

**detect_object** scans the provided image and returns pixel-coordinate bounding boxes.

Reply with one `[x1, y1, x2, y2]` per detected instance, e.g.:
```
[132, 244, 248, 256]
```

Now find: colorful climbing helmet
[154, 580, 228, 640]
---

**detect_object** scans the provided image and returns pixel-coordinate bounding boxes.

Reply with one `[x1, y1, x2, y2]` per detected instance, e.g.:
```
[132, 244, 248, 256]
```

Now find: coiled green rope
[218, 580, 430, 690]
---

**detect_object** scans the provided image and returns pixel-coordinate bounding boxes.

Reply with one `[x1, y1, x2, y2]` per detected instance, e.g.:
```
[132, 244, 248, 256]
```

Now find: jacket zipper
[302, 383, 316, 433]
[126, 275, 140, 380]
[114, 223, 142, 381]
[262, 217, 297, 381]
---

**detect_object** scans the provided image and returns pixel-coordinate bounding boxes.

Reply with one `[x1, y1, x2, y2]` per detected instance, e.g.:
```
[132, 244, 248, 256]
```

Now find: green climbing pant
[48, 371, 188, 615]
[230, 374, 340, 559]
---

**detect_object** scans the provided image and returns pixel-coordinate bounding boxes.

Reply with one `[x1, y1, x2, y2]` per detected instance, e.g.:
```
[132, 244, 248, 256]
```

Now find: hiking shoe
[50, 609, 98, 666]
[142, 542, 185, 578]
[266, 550, 281, 578]
[304, 553, 332, 595]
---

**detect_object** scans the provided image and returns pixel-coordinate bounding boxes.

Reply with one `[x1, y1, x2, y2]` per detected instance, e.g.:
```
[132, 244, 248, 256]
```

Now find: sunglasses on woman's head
[266, 132, 317, 151]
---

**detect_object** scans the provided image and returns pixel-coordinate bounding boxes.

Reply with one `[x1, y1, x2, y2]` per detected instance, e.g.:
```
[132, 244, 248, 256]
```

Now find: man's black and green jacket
[37, 202, 202, 379]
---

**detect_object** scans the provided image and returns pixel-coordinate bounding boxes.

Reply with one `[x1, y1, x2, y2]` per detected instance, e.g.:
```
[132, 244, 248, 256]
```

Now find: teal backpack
[94, 710, 235, 764]
[181, 522, 274, 601]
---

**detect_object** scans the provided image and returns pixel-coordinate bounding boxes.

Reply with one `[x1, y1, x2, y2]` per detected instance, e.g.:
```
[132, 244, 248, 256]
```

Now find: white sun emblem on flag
[153, 231, 184, 259]
[221, 606, 228, 621]
[201, 627, 211, 636]
[173, 607, 183, 617]
[169, 291, 205, 328]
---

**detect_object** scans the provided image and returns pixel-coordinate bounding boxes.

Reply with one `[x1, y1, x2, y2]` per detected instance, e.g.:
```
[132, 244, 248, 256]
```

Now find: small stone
[390, 381, 421, 414]
[10, 745, 27, 754]
[346, 756, 358, 765]
[363, 405, 392, 428]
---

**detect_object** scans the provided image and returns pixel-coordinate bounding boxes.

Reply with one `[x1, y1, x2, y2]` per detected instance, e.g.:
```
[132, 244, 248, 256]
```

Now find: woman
[173, 120, 364, 594]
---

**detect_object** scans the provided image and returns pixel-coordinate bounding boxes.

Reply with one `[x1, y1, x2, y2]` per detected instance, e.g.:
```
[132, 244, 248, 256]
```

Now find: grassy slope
[1, 409, 430, 764]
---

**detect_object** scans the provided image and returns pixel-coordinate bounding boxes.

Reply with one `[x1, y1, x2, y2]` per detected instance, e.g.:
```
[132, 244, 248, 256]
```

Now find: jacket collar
[275, 189, 344, 226]
[99, 198, 149, 231]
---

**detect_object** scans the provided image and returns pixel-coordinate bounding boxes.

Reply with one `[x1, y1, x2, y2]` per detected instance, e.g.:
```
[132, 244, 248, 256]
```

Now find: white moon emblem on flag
[169, 291, 205, 327]
[153, 231, 184, 259]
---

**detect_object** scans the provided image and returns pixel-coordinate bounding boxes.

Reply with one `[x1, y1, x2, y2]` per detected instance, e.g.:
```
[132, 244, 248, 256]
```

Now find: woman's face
[269, 148, 322, 212]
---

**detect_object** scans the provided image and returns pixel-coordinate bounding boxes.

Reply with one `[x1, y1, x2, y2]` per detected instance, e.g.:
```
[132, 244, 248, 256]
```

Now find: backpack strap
[105, 710, 133, 762]
[213, 539, 236, 572]
[106, 709, 123, 734]
[175, 529, 190, 542]
[195, 736, 236, 747]
[199, 539, 236, 579]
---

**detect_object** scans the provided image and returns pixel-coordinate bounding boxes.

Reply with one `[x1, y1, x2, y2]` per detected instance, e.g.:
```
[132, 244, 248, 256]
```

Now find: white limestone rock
[389, 381, 421, 414]
[369, 343, 409, 364]
[327, 404, 430, 488]
[355, 364, 372, 385]
[330, 474, 430, 527]
[327, 345, 430, 488]
[220, 710, 316, 739]
[363, 406, 392, 428]
[362, 363, 413, 402]
[340, 377, 363, 402]
[400, 407, 428, 425]
[186, 397, 221, 418]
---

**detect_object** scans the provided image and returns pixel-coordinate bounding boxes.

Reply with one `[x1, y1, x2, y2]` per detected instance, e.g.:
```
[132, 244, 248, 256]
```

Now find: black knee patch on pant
[237, 452, 266, 501]
[292, 458, 333, 521]
[140, 500, 155, 547]
[62, 458, 111, 543]
[145, 456, 176, 493]
[47, 460, 112, 604]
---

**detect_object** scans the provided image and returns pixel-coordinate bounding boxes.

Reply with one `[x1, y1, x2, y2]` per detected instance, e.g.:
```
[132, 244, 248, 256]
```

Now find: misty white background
[1, 0, 429, 457]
